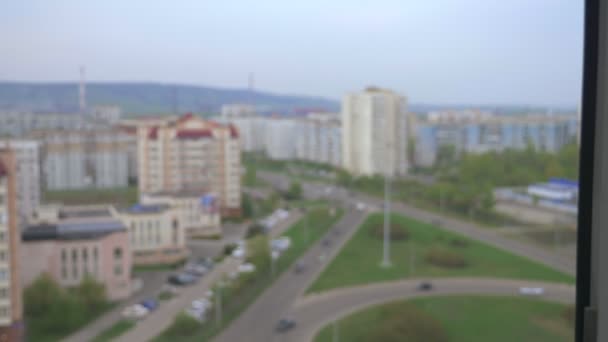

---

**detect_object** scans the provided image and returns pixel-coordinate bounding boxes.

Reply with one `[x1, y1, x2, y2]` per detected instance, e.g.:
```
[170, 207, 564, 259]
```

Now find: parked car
[232, 248, 246, 259]
[417, 282, 433, 291]
[185, 263, 208, 277]
[275, 318, 296, 332]
[356, 202, 366, 211]
[294, 261, 306, 274]
[192, 298, 212, 311]
[322, 239, 332, 247]
[167, 273, 197, 286]
[519, 287, 545, 295]
[197, 257, 215, 270]
[121, 304, 149, 320]
[185, 307, 206, 322]
[140, 299, 159, 311]
[238, 263, 256, 273]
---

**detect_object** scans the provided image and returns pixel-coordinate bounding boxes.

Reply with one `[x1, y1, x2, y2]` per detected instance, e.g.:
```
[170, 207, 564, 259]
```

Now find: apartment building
[295, 114, 342, 167]
[0, 111, 101, 137]
[263, 119, 299, 160]
[414, 114, 580, 167]
[0, 141, 40, 224]
[21, 205, 132, 300]
[136, 113, 241, 216]
[32, 129, 131, 191]
[112, 203, 189, 266]
[221, 104, 255, 120]
[141, 192, 221, 238]
[0, 149, 23, 341]
[342, 87, 410, 177]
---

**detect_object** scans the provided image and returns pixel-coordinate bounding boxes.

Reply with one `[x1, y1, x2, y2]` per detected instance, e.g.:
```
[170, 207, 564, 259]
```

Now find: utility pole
[333, 321, 339, 342]
[215, 284, 223, 327]
[381, 112, 392, 268]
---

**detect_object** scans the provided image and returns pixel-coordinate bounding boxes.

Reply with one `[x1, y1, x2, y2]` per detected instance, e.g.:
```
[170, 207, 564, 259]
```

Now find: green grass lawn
[314, 296, 573, 342]
[92, 320, 136, 342]
[308, 213, 573, 293]
[153, 206, 344, 342]
[43, 186, 138, 206]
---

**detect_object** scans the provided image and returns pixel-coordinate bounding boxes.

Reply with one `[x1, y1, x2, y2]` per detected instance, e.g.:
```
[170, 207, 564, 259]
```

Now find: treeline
[338, 143, 580, 225]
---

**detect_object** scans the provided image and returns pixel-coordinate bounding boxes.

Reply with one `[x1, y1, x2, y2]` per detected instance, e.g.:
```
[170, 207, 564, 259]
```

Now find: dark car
[322, 239, 332, 247]
[417, 282, 433, 291]
[140, 299, 159, 311]
[167, 273, 197, 286]
[276, 318, 296, 332]
[294, 261, 306, 274]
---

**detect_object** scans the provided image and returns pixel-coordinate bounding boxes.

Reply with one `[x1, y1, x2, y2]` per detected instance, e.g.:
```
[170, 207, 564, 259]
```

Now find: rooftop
[122, 203, 171, 214]
[23, 219, 126, 241]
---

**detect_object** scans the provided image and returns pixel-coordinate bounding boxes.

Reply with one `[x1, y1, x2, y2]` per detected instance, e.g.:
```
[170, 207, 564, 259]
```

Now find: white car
[238, 263, 256, 273]
[192, 298, 212, 311]
[271, 237, 291, 252]
[356, 202, 366, 211]
[185, 307, 206, 322]
[122, 304, 149, 320]
[519, 287, 545, 295]
[232, 248, 246, 259]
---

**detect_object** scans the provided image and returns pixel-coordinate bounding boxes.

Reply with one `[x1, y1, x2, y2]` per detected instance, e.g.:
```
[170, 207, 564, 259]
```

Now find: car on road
[519, 287, 545, 295]
[417, 282, 433, 291]
[294, 261, 306, 274]
[140, 299, 159, 312]
[356, 202, 366, 211]
[322, 238, 332, 247]
[122, 304, 149, 320]
[167, 273, 197, 286]
[275, 318, 296, 332]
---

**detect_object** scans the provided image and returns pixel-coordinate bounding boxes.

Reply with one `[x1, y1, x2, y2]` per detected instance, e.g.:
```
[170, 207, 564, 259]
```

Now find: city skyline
[1, 0, 583, 107]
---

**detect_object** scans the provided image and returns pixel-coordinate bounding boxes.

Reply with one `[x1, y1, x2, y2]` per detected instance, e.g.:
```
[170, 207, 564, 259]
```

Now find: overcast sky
[1, 0, 583, 106]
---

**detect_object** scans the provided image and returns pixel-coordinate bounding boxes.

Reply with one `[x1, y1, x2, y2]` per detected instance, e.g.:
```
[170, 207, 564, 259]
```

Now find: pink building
[21, 206, 132, 301]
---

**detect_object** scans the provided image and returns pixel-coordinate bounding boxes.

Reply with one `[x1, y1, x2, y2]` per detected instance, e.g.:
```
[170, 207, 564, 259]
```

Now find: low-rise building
[21, 205, 132, 301]
[111, 203, 189, 266]
[141, 191, 221, 238]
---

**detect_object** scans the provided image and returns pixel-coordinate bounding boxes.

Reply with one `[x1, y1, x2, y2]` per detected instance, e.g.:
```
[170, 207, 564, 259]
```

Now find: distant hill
[0, 82, 339, 115]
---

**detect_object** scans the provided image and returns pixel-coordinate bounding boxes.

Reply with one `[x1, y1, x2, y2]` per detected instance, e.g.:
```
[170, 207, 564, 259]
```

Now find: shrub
[223, 243, 238, 256]
[245, 223, 266, 238]
[562, 305, 575, 327]
[365, 303, 449, 342]
[425, 247, 468, 268]
[449, 238, 469, 248]
[163, 313, 201, 338]
[369, 223, 409, 241]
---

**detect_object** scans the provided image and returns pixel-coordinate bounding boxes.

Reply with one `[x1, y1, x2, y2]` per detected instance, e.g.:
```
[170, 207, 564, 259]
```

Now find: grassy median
[308, 213, 574, 293]
[314, 296, 573, 342]
[92, 320, 135, 342]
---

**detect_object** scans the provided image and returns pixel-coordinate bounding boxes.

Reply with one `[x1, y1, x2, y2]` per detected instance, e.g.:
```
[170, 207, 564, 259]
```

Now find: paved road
[258, 171, 576, 276]
[113, 211, 302, 342]
[286, 278, 576, 342]
[214, 208, 367, 342]
[63, 270, 172, 342]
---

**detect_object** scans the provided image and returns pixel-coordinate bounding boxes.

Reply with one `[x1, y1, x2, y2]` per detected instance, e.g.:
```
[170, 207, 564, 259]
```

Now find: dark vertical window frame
[576, 0, 600, 341]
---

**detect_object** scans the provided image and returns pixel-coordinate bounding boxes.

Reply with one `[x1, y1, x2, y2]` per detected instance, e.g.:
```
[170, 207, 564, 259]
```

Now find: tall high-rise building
[0, 149, 23, 341]
[136, 114, 241, 216]
[32, 130, 131, 191]
[341, 87, 409, 177]
[0, 141, 40, 224]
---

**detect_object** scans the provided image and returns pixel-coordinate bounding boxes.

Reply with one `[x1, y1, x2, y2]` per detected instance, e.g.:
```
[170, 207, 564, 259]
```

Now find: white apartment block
[0, 141, 40, 223]
[264, 119, 299, 160]
[32, 130, 131, 190]
[295, 114, 342, 167]
[90, 105, 122, 124]
[216, 117, 267, 152]
[136, 114, 242, 216]
[0, 111, 102, 137]
[342, 87, 410, 177]
[221, 104, 255, 120]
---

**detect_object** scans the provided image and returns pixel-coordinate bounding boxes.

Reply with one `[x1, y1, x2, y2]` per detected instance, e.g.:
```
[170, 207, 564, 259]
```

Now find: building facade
[0, 141, 40, 224]
[342, 87, 409, 177]
[136, 114, 241, 216]
[112, 204, 189, 266]
[414, 114, 580, 168]
[32, 130, 131, 191]
[295, 114, 342, 167]
[0, 111, 102, 137]
[21, 205, 132, 301]
[140, 192, 221, 238]
[221, 104, 255, 120]
[0, 149, 23, 340]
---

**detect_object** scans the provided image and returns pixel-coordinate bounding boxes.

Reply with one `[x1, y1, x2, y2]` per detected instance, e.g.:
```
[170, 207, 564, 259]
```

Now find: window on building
[114, 265, 123, 276]
[0, 270, 8, 281]
[0, 306, 9, 318]
[0, 287, 7, 299]
[114, 247, 122, 260]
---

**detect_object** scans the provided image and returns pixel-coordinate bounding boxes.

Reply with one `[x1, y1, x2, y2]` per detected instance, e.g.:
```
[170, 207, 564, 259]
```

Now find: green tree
[365, 303, 449, 342]
[24, 273, 63, 318]
[241, 193, 254, 218]
[76, 274, 107, 314]
[336, 169, 353, 187]
[247, 235, 271, 268]
[163, 313, 201, 338]
[244, 164, 257, 186]
[407, 137, 417, 165]
[285, 181, 303, 200]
